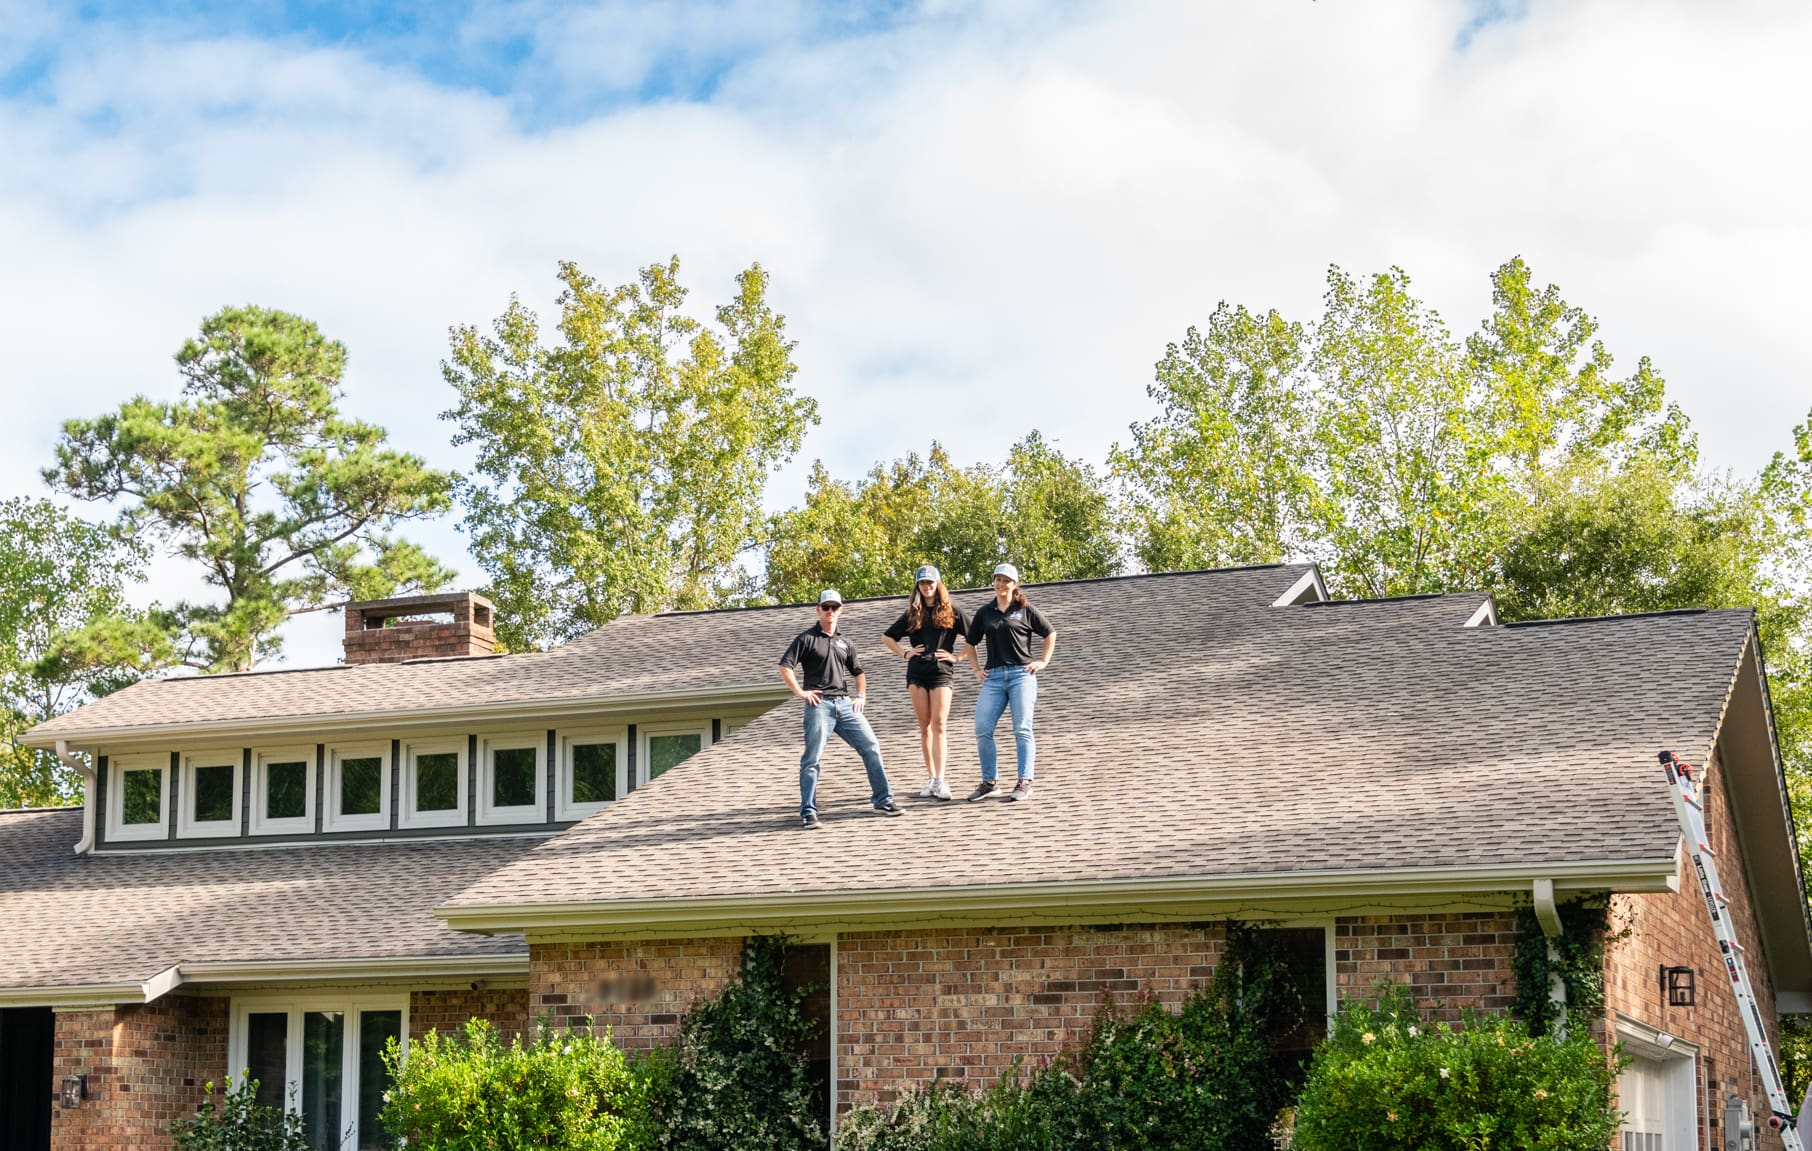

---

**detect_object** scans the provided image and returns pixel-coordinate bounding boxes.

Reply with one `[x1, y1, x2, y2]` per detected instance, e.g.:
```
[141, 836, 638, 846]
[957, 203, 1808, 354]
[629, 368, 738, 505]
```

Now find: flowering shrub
[171, 1077, 311, 1151]
[1291, 984, 1623, 1151]
[378, 1018, 650, 1151]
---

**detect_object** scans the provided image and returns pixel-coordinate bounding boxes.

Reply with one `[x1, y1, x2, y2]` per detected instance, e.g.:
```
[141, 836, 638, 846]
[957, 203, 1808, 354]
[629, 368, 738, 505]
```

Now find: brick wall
[51, 996, 227, 1151]
[530, 937, 744, 1048]
[1605, 749, 1785, 1150]
[1334, 912, 1518, 1020]
[836, 923, 1226, 1109]
[410, 987, 531, 1045]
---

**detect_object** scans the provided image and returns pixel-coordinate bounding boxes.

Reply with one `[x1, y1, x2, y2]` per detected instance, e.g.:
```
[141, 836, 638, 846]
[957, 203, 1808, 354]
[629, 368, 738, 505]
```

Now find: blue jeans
[975, 666, 1037, 782]
[800, 696, 893, 815]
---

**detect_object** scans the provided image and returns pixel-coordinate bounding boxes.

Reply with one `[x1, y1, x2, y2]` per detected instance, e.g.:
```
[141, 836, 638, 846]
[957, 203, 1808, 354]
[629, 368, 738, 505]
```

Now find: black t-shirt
[778, 624, 865, 696]
[965, 600, 1054, 669]
[884, 606, 970, 679]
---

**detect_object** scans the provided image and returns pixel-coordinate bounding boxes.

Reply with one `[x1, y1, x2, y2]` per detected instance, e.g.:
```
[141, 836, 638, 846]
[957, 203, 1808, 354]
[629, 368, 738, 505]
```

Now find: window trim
[176, 747, 244, 839]
[228, 992, 410, 1150]
[105, 752, 170, 842]
[557, 726, 628, 822]
[476, 730, 546, 826]
[636, 722, 713, 788]
[249, 744, 316, 837]
[400, 738, 468, 829]
[324, 741, 392, 833]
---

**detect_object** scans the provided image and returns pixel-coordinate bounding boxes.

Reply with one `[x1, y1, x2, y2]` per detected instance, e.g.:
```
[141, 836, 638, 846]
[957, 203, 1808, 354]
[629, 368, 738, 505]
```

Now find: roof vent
[343, 591, 496, 665]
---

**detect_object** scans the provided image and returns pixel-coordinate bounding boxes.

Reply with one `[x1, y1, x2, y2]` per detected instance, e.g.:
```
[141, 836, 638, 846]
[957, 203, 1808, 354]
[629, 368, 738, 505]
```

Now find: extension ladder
[1659, 749, 1804, 1148]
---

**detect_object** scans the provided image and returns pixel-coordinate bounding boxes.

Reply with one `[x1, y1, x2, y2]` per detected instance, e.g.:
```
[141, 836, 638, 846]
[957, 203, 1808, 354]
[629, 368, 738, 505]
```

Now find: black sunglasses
[818, 603, 842, 611]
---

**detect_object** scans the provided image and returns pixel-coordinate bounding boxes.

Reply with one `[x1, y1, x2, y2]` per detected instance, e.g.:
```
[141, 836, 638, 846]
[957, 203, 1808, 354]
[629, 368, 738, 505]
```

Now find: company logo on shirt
[1009, 611, 1023, 621]
[835, 639, 847, 649]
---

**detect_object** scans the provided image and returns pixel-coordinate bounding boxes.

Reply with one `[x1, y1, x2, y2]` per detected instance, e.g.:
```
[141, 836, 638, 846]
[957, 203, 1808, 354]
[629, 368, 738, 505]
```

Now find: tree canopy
[43, 306, 453, 673]
[443, 258, 817, 650]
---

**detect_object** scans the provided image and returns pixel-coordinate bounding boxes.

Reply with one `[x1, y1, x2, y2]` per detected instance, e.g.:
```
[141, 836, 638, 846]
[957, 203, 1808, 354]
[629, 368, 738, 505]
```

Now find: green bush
[171, 1077, 312, 1151]
[836, 925, 1301, 1151]
[378, 1017, 648, 1151]
[1291, 984, 1623, 1151]
[649, 935, 828, 1151]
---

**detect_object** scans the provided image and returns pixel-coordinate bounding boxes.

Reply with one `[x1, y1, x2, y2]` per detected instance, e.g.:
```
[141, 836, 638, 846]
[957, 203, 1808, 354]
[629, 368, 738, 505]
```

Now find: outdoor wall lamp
[59, 1075, 86, 1109]
[1660, 964, 1696, 1007]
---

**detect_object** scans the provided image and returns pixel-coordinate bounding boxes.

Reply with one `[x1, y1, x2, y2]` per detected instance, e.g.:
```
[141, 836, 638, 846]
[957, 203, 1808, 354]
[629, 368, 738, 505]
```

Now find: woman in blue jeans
[963, 563, 1056, 802]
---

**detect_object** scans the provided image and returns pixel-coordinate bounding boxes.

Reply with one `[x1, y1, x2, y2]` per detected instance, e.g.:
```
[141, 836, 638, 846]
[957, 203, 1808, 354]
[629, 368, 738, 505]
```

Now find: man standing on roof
[779, 590, 904, 828]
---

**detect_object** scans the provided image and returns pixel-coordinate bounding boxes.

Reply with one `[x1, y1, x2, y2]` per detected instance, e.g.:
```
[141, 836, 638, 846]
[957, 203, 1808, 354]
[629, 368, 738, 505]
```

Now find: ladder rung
[1682, 794, 1703, 810]
[1698, 843, 1717, 858]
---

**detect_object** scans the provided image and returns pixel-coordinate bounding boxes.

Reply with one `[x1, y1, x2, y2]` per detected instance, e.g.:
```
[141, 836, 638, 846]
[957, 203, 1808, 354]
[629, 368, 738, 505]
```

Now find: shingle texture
[0, 808, 531, 991]
[443, 565, 1754, 910]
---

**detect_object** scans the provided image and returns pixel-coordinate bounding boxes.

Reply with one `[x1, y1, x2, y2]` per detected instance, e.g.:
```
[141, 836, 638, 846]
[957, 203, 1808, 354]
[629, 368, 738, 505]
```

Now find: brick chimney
[343, 591, 496, 665]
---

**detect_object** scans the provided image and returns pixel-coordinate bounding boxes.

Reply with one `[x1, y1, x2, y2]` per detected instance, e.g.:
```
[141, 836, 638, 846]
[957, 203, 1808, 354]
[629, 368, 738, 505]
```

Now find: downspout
[1532, 878, 1568, 1036]
[56, 740, 95, 855]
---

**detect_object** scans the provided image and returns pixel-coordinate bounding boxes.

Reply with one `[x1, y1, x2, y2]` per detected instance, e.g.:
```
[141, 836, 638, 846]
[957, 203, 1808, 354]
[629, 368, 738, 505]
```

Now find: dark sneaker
[966, 780, 998, 802]
[872, 799, 904, 816]
[801, 811, 821, 829]
[1004, 779, 1034, 802]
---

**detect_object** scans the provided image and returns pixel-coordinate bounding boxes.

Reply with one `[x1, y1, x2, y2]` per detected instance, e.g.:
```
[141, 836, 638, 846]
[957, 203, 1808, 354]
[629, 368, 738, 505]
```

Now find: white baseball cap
[818, 589, 844, 607]
[992, 563, 1020, 583]
[914, 565, 941, 584]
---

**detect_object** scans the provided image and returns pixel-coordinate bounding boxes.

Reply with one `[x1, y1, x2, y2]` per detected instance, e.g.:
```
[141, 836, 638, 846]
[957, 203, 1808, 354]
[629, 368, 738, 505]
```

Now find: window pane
[340, 757, 382, 816]
[572, 742, 616, 805]
[302, 1010, 344, 1151]
[415, 753, 459, 812]
[246, 1012, 289, 1113]
[1259, 926, 1327, 1090]
[122, 768, 162, 825]
[193, 764, 237, 823]
[492, 747, 537, 809]
[267, 760, 309, 821]
[648, 733, 702, 780]
[357, 1010, 402, 1150]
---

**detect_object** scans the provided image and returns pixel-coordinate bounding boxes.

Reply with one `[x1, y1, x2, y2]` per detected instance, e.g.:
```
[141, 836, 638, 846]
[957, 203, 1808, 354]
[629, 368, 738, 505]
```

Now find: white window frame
[323, 742, 392, 833]
[400, 738, 468, 829]
[249, 745, 317, 837]
[476, 730, 546, 826]
[177, 748, 243, 839]
[1614, 1013, 1699, 1151]
[106, 752, 170, 842]
[637, 722, 712, 788]
[557, 726, 628, 821]
[229, 992, 410, 1151]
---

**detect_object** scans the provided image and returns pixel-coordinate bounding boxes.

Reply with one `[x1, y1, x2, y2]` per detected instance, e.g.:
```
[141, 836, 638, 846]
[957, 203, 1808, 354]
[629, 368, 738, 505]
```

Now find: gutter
[1532, 878, 1569, 1036]
[25, 683, 788, 749]
[439, 858, 1678, 938]
[0, 953, 528, 1009]
[55, 740, 95, 854]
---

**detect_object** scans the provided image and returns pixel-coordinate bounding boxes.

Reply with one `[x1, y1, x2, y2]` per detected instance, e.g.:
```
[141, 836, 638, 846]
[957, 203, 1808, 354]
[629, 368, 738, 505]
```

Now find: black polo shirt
[778, 623, 864, 697]
[883, 606, 970, 680]
[965, 600, 1054, 669]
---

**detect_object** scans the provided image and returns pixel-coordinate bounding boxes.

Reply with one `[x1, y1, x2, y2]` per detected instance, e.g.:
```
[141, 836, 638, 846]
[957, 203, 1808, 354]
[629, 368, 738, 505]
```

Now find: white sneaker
[918, 779, 937, 799]
[933, 779, 953, 801]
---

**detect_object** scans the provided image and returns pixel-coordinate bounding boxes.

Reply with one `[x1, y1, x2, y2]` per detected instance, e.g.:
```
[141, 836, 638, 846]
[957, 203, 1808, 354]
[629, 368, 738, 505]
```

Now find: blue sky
[2, 0, 1808, 665]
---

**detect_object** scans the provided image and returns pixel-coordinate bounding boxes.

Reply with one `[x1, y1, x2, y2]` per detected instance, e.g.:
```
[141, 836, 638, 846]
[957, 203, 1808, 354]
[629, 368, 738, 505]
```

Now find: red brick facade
[342, 592, 496, 665]
[410, 986, 531, 1045]
[1335, 912, 1519, 1020]
[50, 996, 227, 1151]
[1604, 749, 1786, 1149]
[531, 937, 744, 1048]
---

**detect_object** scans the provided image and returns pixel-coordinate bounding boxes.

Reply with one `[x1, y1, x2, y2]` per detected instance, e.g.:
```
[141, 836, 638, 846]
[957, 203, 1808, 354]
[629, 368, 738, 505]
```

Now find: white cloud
[2, 0, 1808, 666]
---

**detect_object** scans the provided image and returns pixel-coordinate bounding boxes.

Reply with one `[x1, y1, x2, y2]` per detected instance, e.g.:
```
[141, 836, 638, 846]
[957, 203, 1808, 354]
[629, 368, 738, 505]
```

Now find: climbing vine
[1512, 898, 1626, 1036]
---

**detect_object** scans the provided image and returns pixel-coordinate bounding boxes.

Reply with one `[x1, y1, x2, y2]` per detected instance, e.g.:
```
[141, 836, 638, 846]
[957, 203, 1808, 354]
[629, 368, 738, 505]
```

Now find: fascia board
[175, 954, 527, 985]
[438, 858, 1677, 937]
[0, 982, 150, 1009]
[25, 683, 787, 750]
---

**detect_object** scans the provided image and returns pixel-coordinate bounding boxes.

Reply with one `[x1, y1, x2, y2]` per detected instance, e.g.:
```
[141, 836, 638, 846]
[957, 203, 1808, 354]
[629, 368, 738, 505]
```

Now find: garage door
[1620, 1055, 1669, 1151]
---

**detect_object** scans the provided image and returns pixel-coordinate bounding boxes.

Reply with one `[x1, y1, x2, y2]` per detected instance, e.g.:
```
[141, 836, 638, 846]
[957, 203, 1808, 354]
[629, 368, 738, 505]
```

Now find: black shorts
[906, 670, 955, 690]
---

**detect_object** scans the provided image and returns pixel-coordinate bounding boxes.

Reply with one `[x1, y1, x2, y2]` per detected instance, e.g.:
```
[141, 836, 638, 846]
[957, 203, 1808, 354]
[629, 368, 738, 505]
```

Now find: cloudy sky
[3, 0, 1808, 665]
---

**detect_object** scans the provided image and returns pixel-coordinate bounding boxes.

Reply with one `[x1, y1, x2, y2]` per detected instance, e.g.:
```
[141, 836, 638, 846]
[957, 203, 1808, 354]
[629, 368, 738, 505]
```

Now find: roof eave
[0, 953, 530, 1009]
[24, 682, 789, 750]
[437, 857, 1678, 939]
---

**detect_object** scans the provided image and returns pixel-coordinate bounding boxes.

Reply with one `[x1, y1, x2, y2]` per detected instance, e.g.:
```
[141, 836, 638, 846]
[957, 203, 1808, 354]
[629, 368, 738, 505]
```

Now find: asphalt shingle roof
[442, 565, 1754, 910]
[0, 808, 532, 991]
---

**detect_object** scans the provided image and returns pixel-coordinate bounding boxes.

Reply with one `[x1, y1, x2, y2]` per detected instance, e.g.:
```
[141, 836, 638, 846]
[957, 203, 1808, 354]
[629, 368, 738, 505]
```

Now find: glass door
[231, 997, 408, 1150]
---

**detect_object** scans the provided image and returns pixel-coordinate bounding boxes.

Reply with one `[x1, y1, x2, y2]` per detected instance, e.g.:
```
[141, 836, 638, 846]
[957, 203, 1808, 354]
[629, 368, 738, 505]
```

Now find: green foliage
[444, 258, 817, 649]
[836, 925, 1298, 1151]
[171, 1077, 312, 1151]
[379, 1018, 646, 1151]
[764, 432, 1118, 603]
[44, 305, 453, 672]
[1291, 984, 1623, 1151]
[649, 935, 827, 1151]
[1115, 257, 1690, 599]
[1510, 900, 1619, 1038]
[0, 497, 146, 807]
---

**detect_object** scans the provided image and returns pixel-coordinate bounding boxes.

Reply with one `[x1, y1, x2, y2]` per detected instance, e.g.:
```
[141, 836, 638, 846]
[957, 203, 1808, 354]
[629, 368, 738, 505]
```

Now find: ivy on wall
[1512, 898, 1620, 1036]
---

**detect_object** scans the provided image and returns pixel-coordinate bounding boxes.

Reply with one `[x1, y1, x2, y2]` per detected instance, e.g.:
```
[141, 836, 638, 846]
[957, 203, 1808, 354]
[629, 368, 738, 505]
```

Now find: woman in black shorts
[882, 565, 969, 801]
